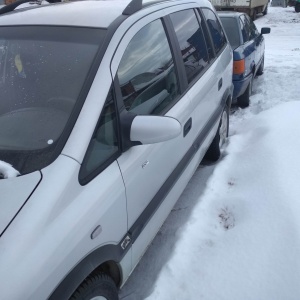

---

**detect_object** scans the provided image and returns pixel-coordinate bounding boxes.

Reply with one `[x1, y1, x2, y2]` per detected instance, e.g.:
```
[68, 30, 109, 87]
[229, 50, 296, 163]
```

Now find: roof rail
[0, 0, 59, 15]
[122, 0, 143, 16]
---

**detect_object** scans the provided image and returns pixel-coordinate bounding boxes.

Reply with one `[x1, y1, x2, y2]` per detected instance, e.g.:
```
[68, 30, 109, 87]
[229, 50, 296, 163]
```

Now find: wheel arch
[221, 84, 233, 109]
[47, 244, 125, 300]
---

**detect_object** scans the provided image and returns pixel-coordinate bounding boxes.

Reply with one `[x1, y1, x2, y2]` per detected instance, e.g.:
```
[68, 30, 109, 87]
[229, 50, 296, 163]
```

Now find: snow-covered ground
[120, 6, 300, 300]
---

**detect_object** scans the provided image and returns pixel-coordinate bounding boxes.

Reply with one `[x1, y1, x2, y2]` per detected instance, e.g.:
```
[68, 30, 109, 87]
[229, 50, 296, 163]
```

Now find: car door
[168, 8, 224, 151]
[110, 11, 197, 264]
[245, 14, 265, 68]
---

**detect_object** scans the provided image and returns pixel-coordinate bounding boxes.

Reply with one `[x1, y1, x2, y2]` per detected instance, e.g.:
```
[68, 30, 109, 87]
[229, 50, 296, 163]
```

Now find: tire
[237, 75, 253, 108]
[70, 273, 119, 300]
[296, 3, 300, 12]
[256, 56, 264, 76]
[204, 105, 229, 162]
[263, 5, 268, 15]
[251, 9, 257, 21]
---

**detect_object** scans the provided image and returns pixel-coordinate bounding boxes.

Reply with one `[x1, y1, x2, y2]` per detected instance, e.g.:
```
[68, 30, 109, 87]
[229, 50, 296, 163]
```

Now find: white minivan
[0, 0, 233, 299]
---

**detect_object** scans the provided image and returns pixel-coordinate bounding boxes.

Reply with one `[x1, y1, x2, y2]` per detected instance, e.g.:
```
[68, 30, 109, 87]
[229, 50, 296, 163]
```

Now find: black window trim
[79, 86, 122, 186]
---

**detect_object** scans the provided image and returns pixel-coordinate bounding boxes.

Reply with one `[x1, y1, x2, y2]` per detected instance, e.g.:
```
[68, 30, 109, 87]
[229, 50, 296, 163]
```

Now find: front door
[111, 12, 196, 263]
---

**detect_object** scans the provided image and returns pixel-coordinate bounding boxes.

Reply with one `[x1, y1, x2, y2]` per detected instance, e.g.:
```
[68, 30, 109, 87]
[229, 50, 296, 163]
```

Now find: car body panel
[218, 12, 265, 99]
[0, 1, 233, 299]
[0, 171, 41, 235]
[0, 155, 127, 300]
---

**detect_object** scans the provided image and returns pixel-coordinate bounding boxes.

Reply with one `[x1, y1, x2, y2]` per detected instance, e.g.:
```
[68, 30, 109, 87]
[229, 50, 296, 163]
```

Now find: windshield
[219, 17, 241, 50]
[0, 26, 105, 175]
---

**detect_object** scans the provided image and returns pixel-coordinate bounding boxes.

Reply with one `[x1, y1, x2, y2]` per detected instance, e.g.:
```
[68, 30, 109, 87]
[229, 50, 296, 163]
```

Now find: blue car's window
[239, 15, 250, 43]
[245, 14, 259, 39]
[219, 17, 241, 50]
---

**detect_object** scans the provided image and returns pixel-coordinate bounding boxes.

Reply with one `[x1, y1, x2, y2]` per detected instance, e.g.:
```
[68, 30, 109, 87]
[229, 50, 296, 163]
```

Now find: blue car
[218, 12, 270, 108]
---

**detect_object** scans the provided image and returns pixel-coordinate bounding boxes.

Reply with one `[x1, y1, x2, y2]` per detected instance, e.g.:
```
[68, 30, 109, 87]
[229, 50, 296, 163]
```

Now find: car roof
[0, 1, 129, 27]
[0, 0, 208, 28]
[217, 11, 244, 18]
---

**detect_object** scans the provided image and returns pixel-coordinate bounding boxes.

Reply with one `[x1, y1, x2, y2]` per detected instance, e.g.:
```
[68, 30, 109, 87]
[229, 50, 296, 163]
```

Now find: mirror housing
[130, 115, 181, 145]
[261, 27, 271, 35]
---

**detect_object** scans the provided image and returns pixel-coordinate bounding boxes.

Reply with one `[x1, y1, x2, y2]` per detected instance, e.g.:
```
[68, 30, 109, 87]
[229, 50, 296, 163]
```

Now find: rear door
[168, 8, 222, 150]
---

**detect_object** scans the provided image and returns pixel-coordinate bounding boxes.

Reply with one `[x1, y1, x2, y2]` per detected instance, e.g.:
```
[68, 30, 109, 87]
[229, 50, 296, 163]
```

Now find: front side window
[80, 88, 119, 182]
[170, 9, 209, 84]
[245, 14, 259, 39]
[202, 8, 226, 54]
[117, 19, 179, 115]
[240, 15, 250, 43]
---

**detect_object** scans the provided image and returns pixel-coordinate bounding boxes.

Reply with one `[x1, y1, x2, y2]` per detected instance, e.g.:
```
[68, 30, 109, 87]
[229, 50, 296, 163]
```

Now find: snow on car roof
[0, 0, 130, 28]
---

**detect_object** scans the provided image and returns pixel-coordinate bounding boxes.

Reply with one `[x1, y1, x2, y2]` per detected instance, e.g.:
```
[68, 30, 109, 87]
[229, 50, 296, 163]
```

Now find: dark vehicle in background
[218, 11, 270, 108]
[288, 0, 300, 12]
[211, 0, 268, 20]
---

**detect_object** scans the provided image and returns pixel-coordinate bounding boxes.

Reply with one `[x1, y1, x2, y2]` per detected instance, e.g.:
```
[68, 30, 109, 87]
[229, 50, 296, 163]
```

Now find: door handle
[183, 118, 192, 137]
[218, 78, 223, 91]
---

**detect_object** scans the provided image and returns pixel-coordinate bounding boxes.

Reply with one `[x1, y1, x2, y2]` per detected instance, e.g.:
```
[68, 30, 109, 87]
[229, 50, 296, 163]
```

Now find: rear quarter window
[202, 8, 227, 55]
[219, 17, 241, 49]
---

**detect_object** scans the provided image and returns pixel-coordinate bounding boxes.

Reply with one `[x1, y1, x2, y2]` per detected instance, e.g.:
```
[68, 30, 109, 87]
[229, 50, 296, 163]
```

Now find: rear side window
[219, 17, 241, 49]
[170, 9, 209, 84]
[239, 15, 250, 43]
[245, 14, 259, 39]
[202, 8, 226, 54]
[117, 19, 179, 115]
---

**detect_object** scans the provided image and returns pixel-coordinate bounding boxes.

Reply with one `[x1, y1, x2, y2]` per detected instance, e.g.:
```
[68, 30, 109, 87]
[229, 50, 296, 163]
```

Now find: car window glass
[170, 9, 209, 84]
[245, 14, 259, 38]
[240, 15, 250, 43]
[117, 19, 179, 116]
[202, 8, 226, 54]
[196, 9, 215, 60]
[219, 17, 241, 49]
[80, 88, 119, 180]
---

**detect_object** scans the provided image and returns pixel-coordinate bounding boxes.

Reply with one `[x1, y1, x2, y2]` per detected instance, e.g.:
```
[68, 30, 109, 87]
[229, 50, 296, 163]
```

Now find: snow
[120, 6, 300, 300]
[0, 160, 20, 178]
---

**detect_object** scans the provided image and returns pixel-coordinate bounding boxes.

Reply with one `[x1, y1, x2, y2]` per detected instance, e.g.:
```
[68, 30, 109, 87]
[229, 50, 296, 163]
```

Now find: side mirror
[261, 27, 271, 34]
[130, 115, 181, 145]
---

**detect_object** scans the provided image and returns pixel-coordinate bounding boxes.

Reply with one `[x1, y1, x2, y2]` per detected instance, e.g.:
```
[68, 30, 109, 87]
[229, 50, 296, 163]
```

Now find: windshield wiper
[0, 160, 20, 179]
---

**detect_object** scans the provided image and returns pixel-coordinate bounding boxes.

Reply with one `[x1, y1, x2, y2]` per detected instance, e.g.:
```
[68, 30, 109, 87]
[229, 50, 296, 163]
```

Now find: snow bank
[146, 101, 300, 300]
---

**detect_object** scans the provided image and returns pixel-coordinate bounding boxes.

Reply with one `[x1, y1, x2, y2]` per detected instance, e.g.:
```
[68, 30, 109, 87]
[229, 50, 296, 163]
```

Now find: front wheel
[251, 9, 257, 20]
[263, 5, 268, 15]
[204, 105, 229, 162]
[69, 273, 119, 300]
